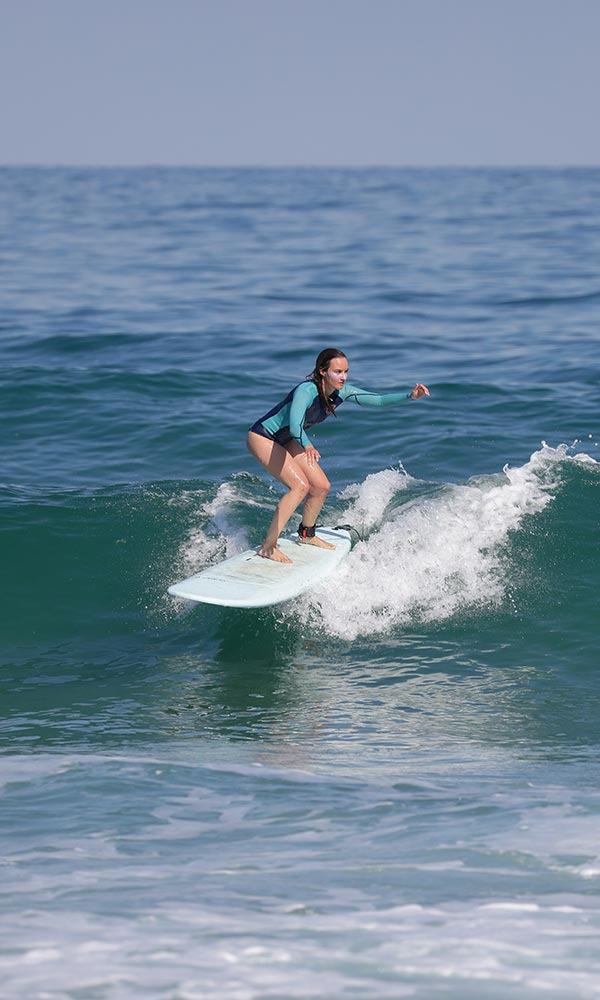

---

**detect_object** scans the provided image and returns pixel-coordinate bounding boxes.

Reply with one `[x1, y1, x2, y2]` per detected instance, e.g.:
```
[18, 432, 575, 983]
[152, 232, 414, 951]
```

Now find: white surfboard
[168, 526, 351, 608]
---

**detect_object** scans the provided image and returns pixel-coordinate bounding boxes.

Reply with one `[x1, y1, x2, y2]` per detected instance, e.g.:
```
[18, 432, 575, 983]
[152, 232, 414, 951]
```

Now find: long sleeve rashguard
[252, 381, 413, 450]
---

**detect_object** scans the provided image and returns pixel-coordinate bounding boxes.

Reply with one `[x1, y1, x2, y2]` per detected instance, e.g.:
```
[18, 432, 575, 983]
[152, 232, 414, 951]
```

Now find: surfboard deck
[168, 526, 351, 608]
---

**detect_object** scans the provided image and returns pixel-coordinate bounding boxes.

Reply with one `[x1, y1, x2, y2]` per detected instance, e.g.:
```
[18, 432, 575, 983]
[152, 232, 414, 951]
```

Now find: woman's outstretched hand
[410, 383, 430, 400]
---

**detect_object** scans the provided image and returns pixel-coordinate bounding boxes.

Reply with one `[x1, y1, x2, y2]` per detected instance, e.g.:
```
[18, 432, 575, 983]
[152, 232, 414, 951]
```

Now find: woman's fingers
[412, 383, 430, 398]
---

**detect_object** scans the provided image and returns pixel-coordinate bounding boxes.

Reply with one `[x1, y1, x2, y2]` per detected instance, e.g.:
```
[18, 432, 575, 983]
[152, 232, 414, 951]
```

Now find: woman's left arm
[342, 383, 430, 407]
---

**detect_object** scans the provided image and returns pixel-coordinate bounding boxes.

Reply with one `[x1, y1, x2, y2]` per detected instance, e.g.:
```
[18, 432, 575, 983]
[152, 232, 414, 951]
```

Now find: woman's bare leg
[246, 432, 310, 563]
[284, 442, 335, 550]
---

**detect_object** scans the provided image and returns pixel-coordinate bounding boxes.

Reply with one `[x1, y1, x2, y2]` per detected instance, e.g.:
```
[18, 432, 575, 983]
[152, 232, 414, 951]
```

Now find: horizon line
[2, 162, 600, 170]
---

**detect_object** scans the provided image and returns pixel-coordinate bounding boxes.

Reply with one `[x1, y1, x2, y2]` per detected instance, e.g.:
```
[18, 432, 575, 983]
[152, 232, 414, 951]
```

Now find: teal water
[1, 167, 599, 999]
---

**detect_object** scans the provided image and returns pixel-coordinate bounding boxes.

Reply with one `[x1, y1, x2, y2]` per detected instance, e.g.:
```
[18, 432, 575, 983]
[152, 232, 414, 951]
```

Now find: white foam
[180, 480, 252, 577]
[4, 895, 599, 999]
[338, 466, 411, 530]
[304, 444, 575, 640]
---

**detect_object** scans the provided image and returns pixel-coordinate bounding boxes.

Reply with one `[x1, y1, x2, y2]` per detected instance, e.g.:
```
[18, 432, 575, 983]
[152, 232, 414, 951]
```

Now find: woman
[247, 348, 430, 563]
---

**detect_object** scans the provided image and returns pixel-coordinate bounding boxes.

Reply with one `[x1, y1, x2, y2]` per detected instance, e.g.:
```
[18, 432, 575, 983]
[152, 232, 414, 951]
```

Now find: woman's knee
[287, 477, 310, 500]
[310, 481, 330, 501]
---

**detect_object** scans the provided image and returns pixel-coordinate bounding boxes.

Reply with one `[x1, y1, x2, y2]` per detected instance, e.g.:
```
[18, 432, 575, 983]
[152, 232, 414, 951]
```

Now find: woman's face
[322, 356, 349, 392]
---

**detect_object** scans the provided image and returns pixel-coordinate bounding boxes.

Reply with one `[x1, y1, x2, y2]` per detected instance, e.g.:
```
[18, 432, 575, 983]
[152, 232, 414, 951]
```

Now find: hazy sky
[1, 0, 599, 166]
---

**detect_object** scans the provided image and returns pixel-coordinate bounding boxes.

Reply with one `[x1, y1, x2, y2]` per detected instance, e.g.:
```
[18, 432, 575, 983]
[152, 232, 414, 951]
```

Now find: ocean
[1, 166, 599, 999]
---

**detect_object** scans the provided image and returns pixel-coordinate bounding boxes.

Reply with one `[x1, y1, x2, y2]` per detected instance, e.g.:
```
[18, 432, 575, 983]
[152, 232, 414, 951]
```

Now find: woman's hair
[307, 348, 347, 416]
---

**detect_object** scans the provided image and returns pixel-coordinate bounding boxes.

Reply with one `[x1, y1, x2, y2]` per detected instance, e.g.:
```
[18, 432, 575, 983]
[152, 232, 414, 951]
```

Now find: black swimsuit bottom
[249, 421, 294, 446]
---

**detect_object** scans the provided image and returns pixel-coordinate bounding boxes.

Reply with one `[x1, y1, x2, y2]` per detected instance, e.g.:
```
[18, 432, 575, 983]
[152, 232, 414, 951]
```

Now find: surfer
[247, 348, 430, 563]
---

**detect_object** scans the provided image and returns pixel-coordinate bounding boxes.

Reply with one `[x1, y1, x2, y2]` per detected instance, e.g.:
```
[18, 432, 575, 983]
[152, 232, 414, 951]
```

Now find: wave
[294, 443, 599, 640]
[0, 473, 271, 644]
[2, 445, 597, 646]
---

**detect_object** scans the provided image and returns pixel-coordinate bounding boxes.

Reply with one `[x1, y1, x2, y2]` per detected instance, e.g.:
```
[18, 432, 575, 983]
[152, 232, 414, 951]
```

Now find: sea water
[1, 167, 599, 999]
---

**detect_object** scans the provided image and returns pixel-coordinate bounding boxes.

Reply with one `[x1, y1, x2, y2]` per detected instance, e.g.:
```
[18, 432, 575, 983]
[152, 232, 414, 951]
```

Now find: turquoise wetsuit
[249, 381, 413, 449]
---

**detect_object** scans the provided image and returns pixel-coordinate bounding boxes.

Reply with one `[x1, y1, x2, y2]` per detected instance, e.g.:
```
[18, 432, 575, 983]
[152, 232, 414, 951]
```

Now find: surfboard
[168, 526, 351, 608]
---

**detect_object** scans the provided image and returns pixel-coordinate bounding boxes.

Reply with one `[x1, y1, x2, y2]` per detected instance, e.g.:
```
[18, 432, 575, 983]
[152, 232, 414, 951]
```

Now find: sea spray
[298, 444, 593, 640]
[337, 466, 412, 531]
[175, 473, 271, 579]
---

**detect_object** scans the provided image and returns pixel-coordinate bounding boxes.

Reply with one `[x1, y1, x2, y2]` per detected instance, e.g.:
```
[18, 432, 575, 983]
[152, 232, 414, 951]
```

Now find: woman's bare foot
[258, 543, 293, 564]
[297, 536, 335, 550]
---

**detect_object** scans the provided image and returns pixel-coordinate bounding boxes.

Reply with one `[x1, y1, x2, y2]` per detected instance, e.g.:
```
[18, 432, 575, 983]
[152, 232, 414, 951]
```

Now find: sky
[1, 0, 599, 166]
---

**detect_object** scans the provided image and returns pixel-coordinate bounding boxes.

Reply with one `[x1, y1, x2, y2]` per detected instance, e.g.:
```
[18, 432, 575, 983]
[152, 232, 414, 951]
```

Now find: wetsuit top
[252, 381, 413, 449]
